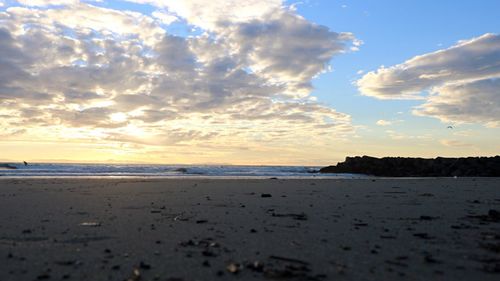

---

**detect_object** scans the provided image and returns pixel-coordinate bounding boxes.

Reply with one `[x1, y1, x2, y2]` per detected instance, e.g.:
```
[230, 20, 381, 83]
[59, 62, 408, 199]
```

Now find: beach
[0, 178, 499, 281]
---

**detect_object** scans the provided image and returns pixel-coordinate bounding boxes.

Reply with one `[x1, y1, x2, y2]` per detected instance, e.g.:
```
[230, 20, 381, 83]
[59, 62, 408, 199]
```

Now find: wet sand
[0, 178, 499, 280]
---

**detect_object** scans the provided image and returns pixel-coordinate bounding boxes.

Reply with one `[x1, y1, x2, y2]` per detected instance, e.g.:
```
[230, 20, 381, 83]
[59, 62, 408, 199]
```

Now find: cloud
[125, 0, 282, 30]
[357, 33, 500, 126]
[15, 0, 79, 6]
[219, 11, 354, 97]
[0, 1, 355, 154]
[2, 5, 165, 60]
[440, 139, 473, 148]
[0, 128, 26, 138]
[376, 120, 392, 126]
[127, 0, 356, 96]
[385, 130, 431, 141]
[414, 78, 500, 126]
[151, 10, 178, 25]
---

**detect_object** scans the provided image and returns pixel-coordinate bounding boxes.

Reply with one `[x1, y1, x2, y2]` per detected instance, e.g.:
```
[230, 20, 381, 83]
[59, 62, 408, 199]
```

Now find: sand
[0, 177, 499, 281]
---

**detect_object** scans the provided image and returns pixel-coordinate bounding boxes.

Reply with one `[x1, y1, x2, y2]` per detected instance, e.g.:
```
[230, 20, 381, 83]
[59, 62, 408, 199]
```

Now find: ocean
[0, 163, 363, 178]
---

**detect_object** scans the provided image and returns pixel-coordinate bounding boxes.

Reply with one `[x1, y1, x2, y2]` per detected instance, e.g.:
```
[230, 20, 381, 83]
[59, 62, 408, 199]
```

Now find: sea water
[0, 163, 364, 178]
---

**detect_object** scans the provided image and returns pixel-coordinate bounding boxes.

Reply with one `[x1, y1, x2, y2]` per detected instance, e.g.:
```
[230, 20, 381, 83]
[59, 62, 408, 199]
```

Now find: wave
[0, 163, 364, 178]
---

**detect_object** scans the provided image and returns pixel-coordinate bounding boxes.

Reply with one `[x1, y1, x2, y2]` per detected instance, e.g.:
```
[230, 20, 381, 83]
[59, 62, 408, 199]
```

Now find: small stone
[424, 255, 441, 264]
[202, 250, 216, 257]
[413, 233, 434, 240]
[226, 263, 240, 274]
[37, 273, 50, 280]
[139, 261, 151, 270]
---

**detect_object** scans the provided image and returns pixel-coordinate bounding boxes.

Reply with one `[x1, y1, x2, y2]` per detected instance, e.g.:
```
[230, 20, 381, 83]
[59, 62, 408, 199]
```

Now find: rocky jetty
[319, 156, 500, 177]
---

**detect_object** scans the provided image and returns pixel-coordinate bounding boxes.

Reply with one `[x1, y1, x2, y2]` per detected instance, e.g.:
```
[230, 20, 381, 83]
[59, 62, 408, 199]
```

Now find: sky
[0, 0, 498, 165]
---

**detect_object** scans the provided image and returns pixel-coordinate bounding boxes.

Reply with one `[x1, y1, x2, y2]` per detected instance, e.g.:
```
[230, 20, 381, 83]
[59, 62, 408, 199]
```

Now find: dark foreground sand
[0, 178, 499, 281]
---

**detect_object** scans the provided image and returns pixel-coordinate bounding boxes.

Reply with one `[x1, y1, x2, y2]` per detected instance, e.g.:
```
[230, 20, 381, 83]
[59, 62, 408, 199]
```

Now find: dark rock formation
[319, 156, 500, 177]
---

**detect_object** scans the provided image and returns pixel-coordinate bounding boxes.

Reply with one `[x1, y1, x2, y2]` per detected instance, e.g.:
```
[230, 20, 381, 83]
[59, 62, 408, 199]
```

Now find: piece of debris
[269, 255, 310, 266]
[267, 210, 308, 221]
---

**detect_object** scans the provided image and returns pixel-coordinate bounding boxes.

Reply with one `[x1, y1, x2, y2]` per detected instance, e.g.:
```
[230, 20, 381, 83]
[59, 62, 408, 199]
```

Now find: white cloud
[0, 1, 355, 152]
[385, 130, 431, 141]
[16, 0, 79, 6]
[126, 0, 283, 30]
[126, 0, 356, 96]
[219, 11, 354, 97]
[376, 119, 392, 126]
[357, 33, 500, 99]
[440, 139, 473, 148]
[151, 10, 177, 25]
[6, 3, 164, 44]
[357, 33, 500, 126]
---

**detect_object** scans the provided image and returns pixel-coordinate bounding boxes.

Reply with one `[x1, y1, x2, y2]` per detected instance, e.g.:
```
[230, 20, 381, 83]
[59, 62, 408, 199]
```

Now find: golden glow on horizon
[0, 131, 498, 165]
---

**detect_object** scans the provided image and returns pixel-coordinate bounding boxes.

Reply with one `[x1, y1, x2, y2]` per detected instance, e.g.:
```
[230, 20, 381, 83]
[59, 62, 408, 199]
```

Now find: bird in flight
[447, 126, 453, 129]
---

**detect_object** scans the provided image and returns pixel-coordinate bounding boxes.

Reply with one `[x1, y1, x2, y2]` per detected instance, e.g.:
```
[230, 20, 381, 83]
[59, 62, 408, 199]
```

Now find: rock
[319, 156, 500, 177]
[226, 263, 241, 274]
[139, 261, 151, 270]
[36, 273, 50, 280]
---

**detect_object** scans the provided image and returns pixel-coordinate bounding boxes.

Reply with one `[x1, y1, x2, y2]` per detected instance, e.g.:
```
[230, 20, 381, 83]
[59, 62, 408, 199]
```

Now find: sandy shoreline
[0, 178, 499, 280]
